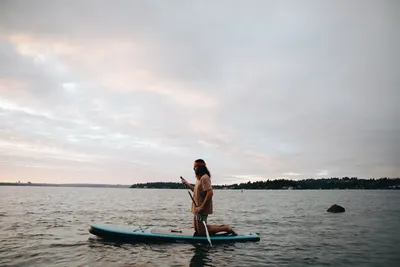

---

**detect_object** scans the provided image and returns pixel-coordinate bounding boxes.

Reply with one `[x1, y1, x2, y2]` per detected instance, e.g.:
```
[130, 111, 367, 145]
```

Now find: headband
[194, 161, 206, 167]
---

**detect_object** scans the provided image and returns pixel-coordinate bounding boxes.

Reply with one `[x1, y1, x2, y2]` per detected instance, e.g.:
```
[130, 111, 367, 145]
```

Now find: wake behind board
[89, 224, 260, 244]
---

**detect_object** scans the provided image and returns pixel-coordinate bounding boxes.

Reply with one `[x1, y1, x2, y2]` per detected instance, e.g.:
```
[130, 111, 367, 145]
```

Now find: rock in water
[327, 204, 345, 213]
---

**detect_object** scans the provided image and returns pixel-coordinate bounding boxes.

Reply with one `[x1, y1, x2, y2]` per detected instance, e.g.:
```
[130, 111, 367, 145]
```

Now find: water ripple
[0, 187, 399, 267]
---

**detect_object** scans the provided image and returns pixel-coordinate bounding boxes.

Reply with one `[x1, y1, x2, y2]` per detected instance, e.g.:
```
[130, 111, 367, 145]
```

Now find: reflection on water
[189, 243, 238, 267]
[189, 245, 212, 267]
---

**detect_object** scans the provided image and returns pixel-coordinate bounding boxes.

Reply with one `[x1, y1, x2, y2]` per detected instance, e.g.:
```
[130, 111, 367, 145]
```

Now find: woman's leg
[197, 221, 207, 236]
[193, 214, 207, 236]
[207, 224, 238, 236]
[192, 213, 209, 236]
[193, 214, 237, 236]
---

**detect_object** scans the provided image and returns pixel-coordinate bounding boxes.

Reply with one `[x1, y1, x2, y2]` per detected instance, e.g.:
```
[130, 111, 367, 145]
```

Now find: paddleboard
[89, 224, 260, 244]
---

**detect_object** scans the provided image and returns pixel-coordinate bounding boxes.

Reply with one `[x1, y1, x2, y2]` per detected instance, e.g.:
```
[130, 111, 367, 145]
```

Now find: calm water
[0, 187, 399, 267]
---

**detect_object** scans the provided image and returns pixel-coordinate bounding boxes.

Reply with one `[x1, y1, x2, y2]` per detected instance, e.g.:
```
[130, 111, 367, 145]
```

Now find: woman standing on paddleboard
[181, 159, 237, 236]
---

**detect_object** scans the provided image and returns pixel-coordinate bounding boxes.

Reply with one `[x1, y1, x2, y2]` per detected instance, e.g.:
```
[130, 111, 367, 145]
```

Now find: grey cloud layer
[0, 0, 399, 183]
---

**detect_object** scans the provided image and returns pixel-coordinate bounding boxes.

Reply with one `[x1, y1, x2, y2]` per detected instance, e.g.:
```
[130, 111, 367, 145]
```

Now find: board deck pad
[150, 228, 196, 236]
[89, 224, 260, 244]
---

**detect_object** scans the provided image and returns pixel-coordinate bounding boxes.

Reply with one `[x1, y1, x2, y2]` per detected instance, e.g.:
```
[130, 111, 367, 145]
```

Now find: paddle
[180, 176, 212, 246]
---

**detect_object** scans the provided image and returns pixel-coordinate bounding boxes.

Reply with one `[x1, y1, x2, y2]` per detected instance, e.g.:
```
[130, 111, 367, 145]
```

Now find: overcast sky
[0, 0, 399, 185]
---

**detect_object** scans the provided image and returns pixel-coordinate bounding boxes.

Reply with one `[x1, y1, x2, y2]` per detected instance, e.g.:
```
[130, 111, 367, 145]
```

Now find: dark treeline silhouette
[129, 177, 400, 190]
[130, 182, 187, 189]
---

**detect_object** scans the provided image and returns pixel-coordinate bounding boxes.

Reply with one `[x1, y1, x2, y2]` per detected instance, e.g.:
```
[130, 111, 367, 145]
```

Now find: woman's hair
[194, 159, 211, 178]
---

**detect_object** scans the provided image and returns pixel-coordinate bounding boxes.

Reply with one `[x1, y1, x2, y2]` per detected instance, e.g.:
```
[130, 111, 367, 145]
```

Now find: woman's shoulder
[200, 174, 211, 181]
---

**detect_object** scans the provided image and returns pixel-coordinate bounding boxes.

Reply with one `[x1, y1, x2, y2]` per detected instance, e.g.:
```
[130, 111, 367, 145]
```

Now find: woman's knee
[196, 223, 207, 236]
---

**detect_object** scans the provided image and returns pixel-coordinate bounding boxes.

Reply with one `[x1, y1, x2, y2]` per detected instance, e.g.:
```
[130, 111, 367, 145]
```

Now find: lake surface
[0, 187, 399, 267]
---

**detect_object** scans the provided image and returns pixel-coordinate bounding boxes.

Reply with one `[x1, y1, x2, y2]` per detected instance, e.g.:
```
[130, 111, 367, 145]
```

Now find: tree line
[129, 177, 400, 190]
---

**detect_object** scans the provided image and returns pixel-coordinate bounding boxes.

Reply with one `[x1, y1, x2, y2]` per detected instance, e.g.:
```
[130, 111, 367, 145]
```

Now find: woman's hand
[194, 205, 204, 214]
[181, 176, 194, 191]
[181, 177, 190, 187]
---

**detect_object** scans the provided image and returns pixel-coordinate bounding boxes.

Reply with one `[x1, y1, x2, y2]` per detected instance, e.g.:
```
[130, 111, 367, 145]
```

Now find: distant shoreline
[2, 177, 399, 190]
[0, 182, 130, 188]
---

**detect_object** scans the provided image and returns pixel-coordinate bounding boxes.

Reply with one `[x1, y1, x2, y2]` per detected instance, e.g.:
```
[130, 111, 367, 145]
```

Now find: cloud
[283, 172, 301, 177]
[0, 0, 399, 184]
[316, 170, 329, 177]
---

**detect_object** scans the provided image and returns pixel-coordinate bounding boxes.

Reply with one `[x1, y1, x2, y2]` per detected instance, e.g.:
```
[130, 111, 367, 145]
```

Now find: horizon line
[1, 176, 399, 186]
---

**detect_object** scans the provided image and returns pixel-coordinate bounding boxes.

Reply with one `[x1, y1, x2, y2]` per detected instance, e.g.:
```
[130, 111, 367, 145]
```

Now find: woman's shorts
[194, 213, 208, 222]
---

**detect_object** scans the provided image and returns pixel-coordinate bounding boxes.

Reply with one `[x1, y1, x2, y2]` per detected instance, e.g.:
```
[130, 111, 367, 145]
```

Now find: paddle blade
[203, 221, 212, 247]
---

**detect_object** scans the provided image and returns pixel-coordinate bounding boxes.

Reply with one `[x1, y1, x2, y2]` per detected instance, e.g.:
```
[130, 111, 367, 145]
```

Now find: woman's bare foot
[229, 227, 238, 236]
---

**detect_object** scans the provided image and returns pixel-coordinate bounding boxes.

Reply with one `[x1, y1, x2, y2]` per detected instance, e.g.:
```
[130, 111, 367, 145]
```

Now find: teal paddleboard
[89, 224, 260, 244]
